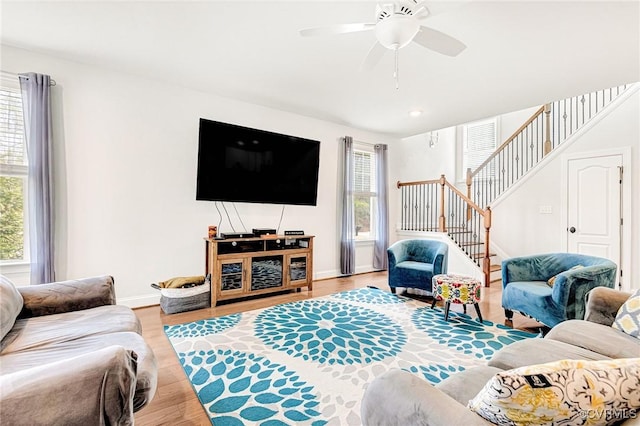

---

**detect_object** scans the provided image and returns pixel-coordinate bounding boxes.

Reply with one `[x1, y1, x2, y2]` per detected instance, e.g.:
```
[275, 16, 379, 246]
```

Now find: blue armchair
[387, 239, 448, 294]
[502, 252, 617, 327]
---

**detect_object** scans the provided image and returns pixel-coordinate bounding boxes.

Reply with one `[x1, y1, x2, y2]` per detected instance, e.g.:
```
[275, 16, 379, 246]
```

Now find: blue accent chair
[387, 239, 448, 294]
[502, 252, 617, 327]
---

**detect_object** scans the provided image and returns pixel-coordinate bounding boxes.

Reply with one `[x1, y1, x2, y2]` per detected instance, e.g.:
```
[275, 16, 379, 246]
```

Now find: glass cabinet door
[289, 255, 308, 283]
[251, 255, 283, 291]
[219, 260, 244, 292]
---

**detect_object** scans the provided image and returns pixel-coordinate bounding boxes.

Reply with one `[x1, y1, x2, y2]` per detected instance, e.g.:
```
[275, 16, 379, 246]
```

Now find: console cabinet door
[251, 255, 284, 291]
[286, 253, 310, 287]
[217, 258, 247, 298]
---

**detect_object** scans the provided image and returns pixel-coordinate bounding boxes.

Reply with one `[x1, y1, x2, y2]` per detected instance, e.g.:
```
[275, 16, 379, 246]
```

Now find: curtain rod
[1, 70, 57, 86]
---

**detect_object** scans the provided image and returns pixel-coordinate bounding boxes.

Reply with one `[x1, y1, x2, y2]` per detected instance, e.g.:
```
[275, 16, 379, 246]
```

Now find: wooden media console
[205, 235, 314, 306]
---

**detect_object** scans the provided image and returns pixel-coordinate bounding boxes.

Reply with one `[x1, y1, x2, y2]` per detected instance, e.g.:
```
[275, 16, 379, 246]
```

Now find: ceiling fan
[299, 1, 467, 88]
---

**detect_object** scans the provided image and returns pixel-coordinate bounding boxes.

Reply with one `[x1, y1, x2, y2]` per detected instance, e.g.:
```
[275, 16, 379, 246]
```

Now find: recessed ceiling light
[409, 109, 422, 117]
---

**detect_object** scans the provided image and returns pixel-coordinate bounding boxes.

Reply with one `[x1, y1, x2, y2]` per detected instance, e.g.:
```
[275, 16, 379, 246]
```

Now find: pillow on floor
[612, 289, 640, 339]
[0, 275, 24, 340]
[468, 358, 640, 426]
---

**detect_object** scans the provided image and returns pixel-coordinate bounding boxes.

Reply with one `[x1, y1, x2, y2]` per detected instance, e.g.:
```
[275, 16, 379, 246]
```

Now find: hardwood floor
[133, 271, 543, 425]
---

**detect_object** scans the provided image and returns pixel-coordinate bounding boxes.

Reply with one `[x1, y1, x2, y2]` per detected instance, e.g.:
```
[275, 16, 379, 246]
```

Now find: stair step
[472, 252, 496, 259]
[490, 264, 501, 272]
[459, 241, 484, 247]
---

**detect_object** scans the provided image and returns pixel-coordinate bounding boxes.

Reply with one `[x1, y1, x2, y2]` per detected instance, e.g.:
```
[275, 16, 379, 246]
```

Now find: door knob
[569, 226, 576, 233]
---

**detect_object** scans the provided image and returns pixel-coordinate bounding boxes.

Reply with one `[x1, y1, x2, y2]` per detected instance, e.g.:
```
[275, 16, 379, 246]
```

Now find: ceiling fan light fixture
[375, 15, 419, 50]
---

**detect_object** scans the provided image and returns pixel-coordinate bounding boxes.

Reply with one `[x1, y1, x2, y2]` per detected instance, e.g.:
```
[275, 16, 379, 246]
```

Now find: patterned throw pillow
[468, 358, 640, 426]
[612, 289, 640, 339]
[547, 265, 584, 287]
[0, 275, 24, 341]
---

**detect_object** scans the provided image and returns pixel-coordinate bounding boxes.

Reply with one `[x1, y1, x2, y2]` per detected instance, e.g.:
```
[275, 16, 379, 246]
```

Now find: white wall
[389, 92, 638, 291]
[389, 106, 541, 235]
[1, 45, 399, 306]
[491, 88, 639, 290]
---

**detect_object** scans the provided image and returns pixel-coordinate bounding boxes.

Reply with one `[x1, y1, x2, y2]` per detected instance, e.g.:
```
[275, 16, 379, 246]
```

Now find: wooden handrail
[469, 105, 545, 179]
[397, 174, 493, 286]
[398, 176, 488, 220]
[397, 179, 440, 188]
[443, 179, 484, 215]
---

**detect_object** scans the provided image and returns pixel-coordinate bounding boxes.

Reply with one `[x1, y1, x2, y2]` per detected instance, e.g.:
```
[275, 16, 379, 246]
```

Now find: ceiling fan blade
[360, 42, 387, 71]
[299, 23, 376, 37]
[413, 26, 467, 57]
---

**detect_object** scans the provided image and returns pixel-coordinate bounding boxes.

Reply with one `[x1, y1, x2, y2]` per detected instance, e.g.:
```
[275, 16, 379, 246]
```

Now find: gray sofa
[361, 287, 640, 425]
[0, 275, 158, 425]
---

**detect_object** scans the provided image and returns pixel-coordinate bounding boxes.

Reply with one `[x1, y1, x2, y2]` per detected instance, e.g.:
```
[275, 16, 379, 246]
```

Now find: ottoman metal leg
[463, 304, 467, 314]
[443, 302, 451, 321]
[474, 303, 483, 323]
[430, 297, 437, 309]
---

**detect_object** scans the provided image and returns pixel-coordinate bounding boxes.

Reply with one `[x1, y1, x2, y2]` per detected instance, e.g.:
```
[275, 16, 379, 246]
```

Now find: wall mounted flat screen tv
[196, 118, 321, 206]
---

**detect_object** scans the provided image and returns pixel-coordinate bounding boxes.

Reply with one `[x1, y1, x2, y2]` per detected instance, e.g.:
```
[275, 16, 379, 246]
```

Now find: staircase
[397, 84, 631, 286]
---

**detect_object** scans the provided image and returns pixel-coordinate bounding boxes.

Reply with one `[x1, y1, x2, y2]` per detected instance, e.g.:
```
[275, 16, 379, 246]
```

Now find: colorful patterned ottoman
[431, 273, 483, 322]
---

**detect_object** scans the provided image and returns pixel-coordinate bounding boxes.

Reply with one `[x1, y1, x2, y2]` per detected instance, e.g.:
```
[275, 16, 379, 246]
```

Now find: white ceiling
[1, 0, 639, 138]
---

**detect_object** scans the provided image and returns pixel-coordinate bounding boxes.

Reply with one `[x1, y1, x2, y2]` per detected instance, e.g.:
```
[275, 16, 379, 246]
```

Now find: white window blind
[0, 87, 26, 169]
[353, 147, 377, 239]
[463, 118, 497, 175]
[0, 82, 28, 262]
[354, 151, 374, 194]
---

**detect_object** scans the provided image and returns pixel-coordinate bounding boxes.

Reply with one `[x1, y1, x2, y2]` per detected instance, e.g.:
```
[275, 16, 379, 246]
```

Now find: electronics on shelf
[284, 230, 305, 236]
[220, 232, 255, 239]
[252, 228, 277, 236]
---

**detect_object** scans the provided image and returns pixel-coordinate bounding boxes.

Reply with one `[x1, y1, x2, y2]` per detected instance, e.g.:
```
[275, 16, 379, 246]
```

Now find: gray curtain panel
[19, 73, 54, 284]
[340, 136, 355, 275]
[373, 144, 389, 270]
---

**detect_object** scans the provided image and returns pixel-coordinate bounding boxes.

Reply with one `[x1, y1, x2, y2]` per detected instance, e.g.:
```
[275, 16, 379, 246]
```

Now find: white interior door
[566, 154, 621, 286]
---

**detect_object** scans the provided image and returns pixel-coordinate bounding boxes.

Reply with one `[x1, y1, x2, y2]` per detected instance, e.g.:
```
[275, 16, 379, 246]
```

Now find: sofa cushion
[0, 304, 141, 355]
[488, 338, 610, 370]
[546, 319, 640, 359]
[468, 358, 640, 426]
[436, 366, 504, 405]
[612, 289, 640, 339]
[0, 331, 157, 412]
[0, 275, 23, 341]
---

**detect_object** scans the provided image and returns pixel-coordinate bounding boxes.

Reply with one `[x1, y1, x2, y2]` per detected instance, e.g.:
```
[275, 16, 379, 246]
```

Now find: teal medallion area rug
[164, 288, 536, 425]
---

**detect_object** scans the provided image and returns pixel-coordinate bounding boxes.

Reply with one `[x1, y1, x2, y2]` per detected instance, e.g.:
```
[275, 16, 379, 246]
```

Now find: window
[353, 145, 377, 240]
[0, 78, 29, 263]
[461, 118, 498, 179]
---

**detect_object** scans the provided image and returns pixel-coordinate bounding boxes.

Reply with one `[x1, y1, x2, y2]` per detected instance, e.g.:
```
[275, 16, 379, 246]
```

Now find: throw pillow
[612, 288, 640, 339]
[468, 358, 640, 426]
[547, 265, 584, 287]
[0, 275, 24, 341]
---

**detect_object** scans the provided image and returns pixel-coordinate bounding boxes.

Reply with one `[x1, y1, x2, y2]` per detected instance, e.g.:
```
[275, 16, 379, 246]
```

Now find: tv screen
[196, 118, 321, 205]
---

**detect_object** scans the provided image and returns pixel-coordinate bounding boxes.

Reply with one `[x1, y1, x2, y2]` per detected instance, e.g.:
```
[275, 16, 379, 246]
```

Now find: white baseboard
[314, 267, 378, 280]
[118, 293, 160, 309]
[120, 269, 380, 308]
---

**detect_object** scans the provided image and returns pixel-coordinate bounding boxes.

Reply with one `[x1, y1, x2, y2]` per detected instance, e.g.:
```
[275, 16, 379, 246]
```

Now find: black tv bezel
[195, 118, 321, 206]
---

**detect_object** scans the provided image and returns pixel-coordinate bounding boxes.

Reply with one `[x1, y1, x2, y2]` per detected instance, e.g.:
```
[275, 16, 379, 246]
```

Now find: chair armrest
[17, 275, 116, 318]
[433, 244, 448, 274]
[0, 345, 137, 426]
[584, 286, 631, 326]
[361, 369, 491, 426]
[387, 243, 408, 270]
[551, 265, 617, 320]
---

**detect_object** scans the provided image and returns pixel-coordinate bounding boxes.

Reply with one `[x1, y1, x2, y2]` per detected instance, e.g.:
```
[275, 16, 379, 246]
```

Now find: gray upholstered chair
[387, 239, 448, 294]
[502, 252, 617, 327]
